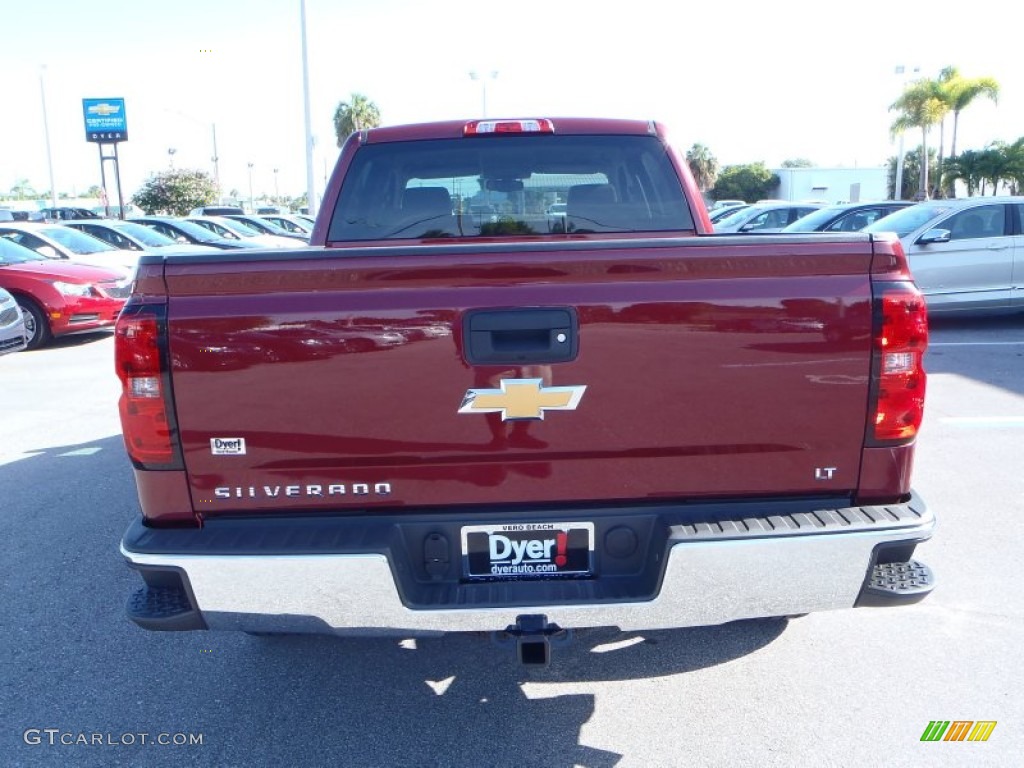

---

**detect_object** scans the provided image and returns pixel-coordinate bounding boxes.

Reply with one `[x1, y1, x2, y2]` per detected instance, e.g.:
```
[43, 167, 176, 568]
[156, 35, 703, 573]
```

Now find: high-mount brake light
[463, 119, 555, 136]
[115, 305, 178, 466]
[869, 284, 928, 444]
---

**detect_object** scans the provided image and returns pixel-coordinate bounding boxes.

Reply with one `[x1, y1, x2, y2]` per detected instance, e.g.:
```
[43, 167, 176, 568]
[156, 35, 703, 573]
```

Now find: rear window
[327, 134, 694, 242]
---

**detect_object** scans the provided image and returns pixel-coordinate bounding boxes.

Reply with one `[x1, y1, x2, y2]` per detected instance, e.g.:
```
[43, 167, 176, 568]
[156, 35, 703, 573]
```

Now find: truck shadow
[217, 619, 788, 766]
[926, 313, 1024, 397]
[3, 437, 788, 768]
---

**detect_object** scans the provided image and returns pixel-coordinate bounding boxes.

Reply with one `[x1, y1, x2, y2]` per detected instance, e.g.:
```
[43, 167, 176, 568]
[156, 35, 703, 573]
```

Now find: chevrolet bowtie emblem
[458, 378, 587, 421]
[87, 103, 121, 116]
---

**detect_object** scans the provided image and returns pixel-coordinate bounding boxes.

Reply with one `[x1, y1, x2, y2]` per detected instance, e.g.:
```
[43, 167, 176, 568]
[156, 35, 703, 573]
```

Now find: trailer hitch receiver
[504, 614, 566, 666]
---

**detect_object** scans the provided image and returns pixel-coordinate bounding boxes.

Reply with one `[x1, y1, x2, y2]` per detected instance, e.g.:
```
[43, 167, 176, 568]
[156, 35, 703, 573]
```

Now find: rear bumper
[121, 493, 934, 634]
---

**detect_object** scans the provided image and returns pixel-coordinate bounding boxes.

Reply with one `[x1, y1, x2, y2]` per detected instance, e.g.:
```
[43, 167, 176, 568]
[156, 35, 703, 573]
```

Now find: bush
[132, 170, 218, 216]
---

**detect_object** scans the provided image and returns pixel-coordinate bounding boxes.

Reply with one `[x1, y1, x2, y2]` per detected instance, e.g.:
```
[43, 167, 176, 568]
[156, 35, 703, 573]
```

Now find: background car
[185, 216, 305, 248]
[64, 219, 218, 254]
[708, 204, 749, 223]
[260, 214, 313, 235]
[224, 214, 308, 241]
[0, 285, 28, 355]
[38, 207, 101, 221]
[781, 201, 916, 233]
[131, 216, 267, 250]
[707, 199, 746, 211]
[713, 202, 823, 233]
[0, 223, 138, 276]
[0, 238, 128, 349]
[189, 205, 245, 216]
[545, 202, 567, 231]
[864, 196, 1024, 315]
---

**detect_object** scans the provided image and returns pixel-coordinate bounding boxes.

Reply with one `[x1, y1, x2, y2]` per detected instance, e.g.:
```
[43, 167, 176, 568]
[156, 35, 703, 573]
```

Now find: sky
[1, 0, 1021, 208]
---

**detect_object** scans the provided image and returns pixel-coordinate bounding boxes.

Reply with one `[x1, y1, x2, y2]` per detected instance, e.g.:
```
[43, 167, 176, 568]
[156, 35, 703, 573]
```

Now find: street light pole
[39, 65, 57, 209]
[211, 124, 221, 203]
[247, 162, 254, 212]
[469, 70, 498, 118]
[273, 168, 279, 202]
[300, 0, 317, 216]
[168, 148, 177, 169]
[893, 64, 919, 201]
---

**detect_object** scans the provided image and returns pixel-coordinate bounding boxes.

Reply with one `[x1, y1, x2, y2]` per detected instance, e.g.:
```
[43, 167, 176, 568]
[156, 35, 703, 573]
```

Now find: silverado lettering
[116, 117, 934, 665]
[213, 483, 393, 499]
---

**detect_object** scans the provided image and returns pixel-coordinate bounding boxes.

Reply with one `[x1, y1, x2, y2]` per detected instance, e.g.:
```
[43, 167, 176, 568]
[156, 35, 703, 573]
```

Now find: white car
[713, 202, 823, 233]
[186, 216, 306, 249]
[864, 196, 1024, 315]
[0, 222, 137, 277]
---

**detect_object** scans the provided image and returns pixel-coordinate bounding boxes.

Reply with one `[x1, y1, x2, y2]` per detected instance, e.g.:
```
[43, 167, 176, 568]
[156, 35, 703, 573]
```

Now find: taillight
[115, 303, 180, 467]
[869, 283, 928, 444]
[463, 119, 555, 136]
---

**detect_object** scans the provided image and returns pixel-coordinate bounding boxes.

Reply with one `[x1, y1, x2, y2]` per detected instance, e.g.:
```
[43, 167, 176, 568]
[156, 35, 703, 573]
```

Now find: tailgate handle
[463, 308, 578, 365]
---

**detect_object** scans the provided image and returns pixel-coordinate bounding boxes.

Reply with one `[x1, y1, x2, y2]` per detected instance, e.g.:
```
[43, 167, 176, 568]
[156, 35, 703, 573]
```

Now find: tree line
[688, 65, 1018, 203]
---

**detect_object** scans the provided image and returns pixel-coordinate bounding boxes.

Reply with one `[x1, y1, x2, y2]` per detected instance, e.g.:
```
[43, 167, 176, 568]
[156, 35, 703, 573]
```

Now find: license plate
[461, 521, 594, 579]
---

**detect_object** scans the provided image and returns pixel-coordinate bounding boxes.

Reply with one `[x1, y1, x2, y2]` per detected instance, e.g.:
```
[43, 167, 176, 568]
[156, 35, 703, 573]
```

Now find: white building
[771, 166, 889, 204]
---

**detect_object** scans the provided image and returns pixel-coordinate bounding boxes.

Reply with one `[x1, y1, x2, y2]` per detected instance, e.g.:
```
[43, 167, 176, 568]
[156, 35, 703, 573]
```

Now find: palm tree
[976, 142, 1014, 196]
[944, 70, 999, 161]
[685, 143, 719, 196]
[887, 147, 936, 200]
[943, 149, 984, 197]
[10, 179, 36, 200]
[933, 68, 961, 196]
[1004, 138, 1024, 195]
[890, 79, 946, 199]
[333, 94, 382, 147]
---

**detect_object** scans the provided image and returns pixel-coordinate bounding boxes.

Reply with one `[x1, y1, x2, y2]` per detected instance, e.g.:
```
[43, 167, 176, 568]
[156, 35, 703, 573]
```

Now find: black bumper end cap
[126, 586, 207, 631]
[856, 559, 935, 608]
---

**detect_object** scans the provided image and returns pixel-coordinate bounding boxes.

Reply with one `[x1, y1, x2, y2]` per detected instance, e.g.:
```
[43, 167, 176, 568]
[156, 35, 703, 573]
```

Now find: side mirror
[37, 245, 60, 259]
[917, 228, 951, 245]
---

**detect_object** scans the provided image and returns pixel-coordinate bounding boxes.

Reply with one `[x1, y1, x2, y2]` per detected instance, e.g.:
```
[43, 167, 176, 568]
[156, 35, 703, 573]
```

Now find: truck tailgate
[164, 238, 875, 515]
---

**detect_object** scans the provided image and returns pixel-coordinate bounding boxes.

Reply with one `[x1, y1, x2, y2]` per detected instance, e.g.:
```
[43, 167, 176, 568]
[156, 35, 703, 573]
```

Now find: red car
[0, 237, 129, 349]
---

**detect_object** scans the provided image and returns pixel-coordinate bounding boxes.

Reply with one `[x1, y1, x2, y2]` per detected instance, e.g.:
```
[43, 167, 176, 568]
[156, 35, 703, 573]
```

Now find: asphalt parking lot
[2, 315, 1023, 767]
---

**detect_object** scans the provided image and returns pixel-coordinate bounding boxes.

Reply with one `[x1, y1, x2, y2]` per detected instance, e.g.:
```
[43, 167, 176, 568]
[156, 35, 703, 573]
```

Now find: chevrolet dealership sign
[83, 98, 128, 142]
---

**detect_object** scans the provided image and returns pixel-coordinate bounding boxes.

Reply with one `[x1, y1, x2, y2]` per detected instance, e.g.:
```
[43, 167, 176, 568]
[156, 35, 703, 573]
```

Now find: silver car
[864, 196, 1023, 315]
[713, 202, 823, 233]
[0, 286, 28, 355]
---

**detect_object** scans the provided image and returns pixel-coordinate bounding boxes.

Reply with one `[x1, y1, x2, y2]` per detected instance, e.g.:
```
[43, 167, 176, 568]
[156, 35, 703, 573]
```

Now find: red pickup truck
[117, 118, 933, 664]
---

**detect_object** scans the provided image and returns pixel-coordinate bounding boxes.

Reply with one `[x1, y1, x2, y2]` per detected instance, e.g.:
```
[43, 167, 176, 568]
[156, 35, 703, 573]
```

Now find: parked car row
[0, 212, 314, 352]
[3, 195, 1019, 354]
[711, 196, 1024, 316]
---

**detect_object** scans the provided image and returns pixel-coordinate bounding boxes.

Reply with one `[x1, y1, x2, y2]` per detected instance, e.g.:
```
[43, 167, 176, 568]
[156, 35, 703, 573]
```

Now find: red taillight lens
[871, 285, 928, 443]
[115, 308, 175, 465]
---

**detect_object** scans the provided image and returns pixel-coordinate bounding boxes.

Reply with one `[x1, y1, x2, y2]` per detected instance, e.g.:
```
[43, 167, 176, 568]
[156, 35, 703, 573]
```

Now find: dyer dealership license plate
[461, 522, 595, 579]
